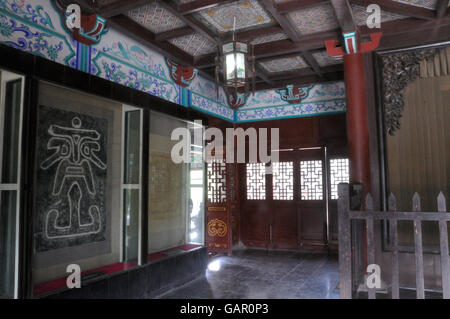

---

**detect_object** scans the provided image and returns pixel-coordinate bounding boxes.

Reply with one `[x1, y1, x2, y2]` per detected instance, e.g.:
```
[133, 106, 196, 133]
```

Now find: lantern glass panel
[225, 53, 236, 81]
[236, 52, 245, 79]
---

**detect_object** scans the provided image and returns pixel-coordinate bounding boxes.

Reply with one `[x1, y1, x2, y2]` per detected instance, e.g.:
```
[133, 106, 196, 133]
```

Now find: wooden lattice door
[206, 158, 232, 255]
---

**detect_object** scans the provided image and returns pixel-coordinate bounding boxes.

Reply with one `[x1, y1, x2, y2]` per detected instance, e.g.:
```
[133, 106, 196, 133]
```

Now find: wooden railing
[338, 183, 450, 299]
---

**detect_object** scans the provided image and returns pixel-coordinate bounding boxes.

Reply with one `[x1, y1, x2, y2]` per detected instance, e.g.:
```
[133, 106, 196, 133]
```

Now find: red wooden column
[325, 32, 382, 195]
[344, 52, 371, 192]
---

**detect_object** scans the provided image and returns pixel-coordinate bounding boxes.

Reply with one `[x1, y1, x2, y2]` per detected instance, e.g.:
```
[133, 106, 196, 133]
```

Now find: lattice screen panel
[246, 163, 266, 200]
[300, 160, 323, 200]
[207, 160, 226, 203]
[329, 158, 349, 199]
[272, 162, 294, 200]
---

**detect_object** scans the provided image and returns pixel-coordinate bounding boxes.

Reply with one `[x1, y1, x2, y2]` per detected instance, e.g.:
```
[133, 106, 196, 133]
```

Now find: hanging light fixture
[216, 17, 256, 108]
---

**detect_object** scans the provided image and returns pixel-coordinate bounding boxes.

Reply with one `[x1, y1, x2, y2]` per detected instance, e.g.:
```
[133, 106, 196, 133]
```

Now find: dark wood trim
[155, 26, 195, 42]
[275, 0, 329, 14]
[177, 0, 236, 15]
[262, 0, 302, 42]
[140, 108, 150, 265]
[98, 0, 153, 18]
[436, 0, 449, 18]
[159, 1, 218, 43]
[349, 0, 436, 21]
[330, 0, 358, 33]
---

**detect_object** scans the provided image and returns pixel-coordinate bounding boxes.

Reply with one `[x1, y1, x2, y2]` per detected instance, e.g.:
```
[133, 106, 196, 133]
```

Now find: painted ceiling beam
[177, 0, 237, 15]
[155, 26, 195, 42]
[194, 30, 342, 68]
[107, 14, 215, 83]
[436, 0, 450, 18]
[254, 72, 344, 92]
[349, 0, 436, 21]
[275, 0, 330, 14]
[330, 0, 358, 33]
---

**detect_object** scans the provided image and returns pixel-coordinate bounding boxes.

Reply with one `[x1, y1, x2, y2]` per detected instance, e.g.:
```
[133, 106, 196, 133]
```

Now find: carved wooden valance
[381, 47, 442, 135]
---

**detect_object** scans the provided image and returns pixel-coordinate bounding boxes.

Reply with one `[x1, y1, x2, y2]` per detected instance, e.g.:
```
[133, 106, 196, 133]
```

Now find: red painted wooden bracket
[324, 39, 345, 57]
[360, 32, 382, 53]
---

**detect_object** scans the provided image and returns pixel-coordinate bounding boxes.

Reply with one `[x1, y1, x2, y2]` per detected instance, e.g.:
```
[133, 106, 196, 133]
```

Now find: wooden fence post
[412, 193, 425, 299]
[437, 192, 449, 299]
[388, 193, 399, 299]
[338, 183, 352, 299]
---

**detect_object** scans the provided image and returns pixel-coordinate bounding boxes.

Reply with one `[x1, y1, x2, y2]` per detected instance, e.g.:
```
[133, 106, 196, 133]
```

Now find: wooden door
[206, 159, 232, 255]
[270, 150, 298, 250]
[298, 148, 327, 250]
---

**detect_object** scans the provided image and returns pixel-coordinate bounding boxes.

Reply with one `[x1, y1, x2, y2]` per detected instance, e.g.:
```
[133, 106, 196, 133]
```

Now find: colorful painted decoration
[53, 0, 108, 46]
[325, 32, 382, 56]
[226, 91, 250, 110]
[276, 85, 313, 104]
[165, 58, 198, 88]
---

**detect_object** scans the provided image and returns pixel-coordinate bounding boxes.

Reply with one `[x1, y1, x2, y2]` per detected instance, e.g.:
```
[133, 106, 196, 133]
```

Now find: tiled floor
[159, 249, 340, 299]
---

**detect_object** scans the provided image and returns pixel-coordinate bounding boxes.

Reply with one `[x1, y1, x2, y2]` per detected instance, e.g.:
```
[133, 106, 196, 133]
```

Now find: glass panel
[236, 53, 245, 79]
[1, 80, 22, 184]
[300, 160, 323, 200]
[246, 163, 266, 200]
[226, 53, 236, 80]
[273, 162, 294, 200]
[148, 111, 189, 253]
[123, 189, 140, 263]
[190, 170, 203, 186]
[0, 191, 17, 298]
[189, 186, 204, 244]
[329, 158, 349, 200]
[124, 111, 141, 185]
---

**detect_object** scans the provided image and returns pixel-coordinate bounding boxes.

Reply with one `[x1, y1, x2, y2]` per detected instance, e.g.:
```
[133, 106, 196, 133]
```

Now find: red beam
[275, 0, 329, 14]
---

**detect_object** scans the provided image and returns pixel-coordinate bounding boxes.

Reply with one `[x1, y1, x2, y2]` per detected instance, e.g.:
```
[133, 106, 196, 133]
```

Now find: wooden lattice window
[207, 160, 226, 203]
[246, 163, 266, 200]
[300, 160, 323, 200]
[329, 158, 349, 200]
[272, 162, 294, 200]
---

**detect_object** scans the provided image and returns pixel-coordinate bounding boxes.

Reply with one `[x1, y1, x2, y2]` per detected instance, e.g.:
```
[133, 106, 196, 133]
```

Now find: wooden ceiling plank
[155, 26, 195, 41]
[436, 0, 450, 18]
[330, 0, 358, 33]
[177, 0, 237, 15]
[262, 0, 302, 42]
[99, 0, 153, 18]
[275, 0, 329, 14]
[301, 51, 323, 77]
[159, 1, 218, 43]
[349, 0, 436, 21]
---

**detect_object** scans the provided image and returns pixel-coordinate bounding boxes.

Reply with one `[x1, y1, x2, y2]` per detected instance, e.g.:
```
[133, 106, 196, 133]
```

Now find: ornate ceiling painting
[127, 1, 186, 33]
[259, 56, 309, 73]
[392, 0, 439, 9]
[194, 0, 276, 34]
[169, 33, 217, 56]
[312, 51, 343, 67]
[351, 4, 407, 26]
[250, 32, 289, 45]
[287, 3, 340, 35]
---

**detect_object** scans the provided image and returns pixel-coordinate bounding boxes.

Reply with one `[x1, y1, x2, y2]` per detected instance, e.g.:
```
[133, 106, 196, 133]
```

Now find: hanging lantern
[216, 17, 255, 106]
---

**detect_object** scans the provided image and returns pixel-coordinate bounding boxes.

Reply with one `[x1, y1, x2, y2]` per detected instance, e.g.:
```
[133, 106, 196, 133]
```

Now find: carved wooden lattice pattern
[207, 160, 226, 203]
[300, 160, 323, 200]
[246, 163, 266, 200]
[329, 158, 349, 200]
[272, 162, 294, 200]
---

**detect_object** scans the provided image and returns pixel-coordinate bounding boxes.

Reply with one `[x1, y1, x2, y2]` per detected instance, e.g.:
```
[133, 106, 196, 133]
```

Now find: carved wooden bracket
[381, 48, 439, 135]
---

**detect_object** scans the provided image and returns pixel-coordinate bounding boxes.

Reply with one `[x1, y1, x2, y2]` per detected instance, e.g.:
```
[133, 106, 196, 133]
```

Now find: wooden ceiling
[73, 0, 450, 91]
